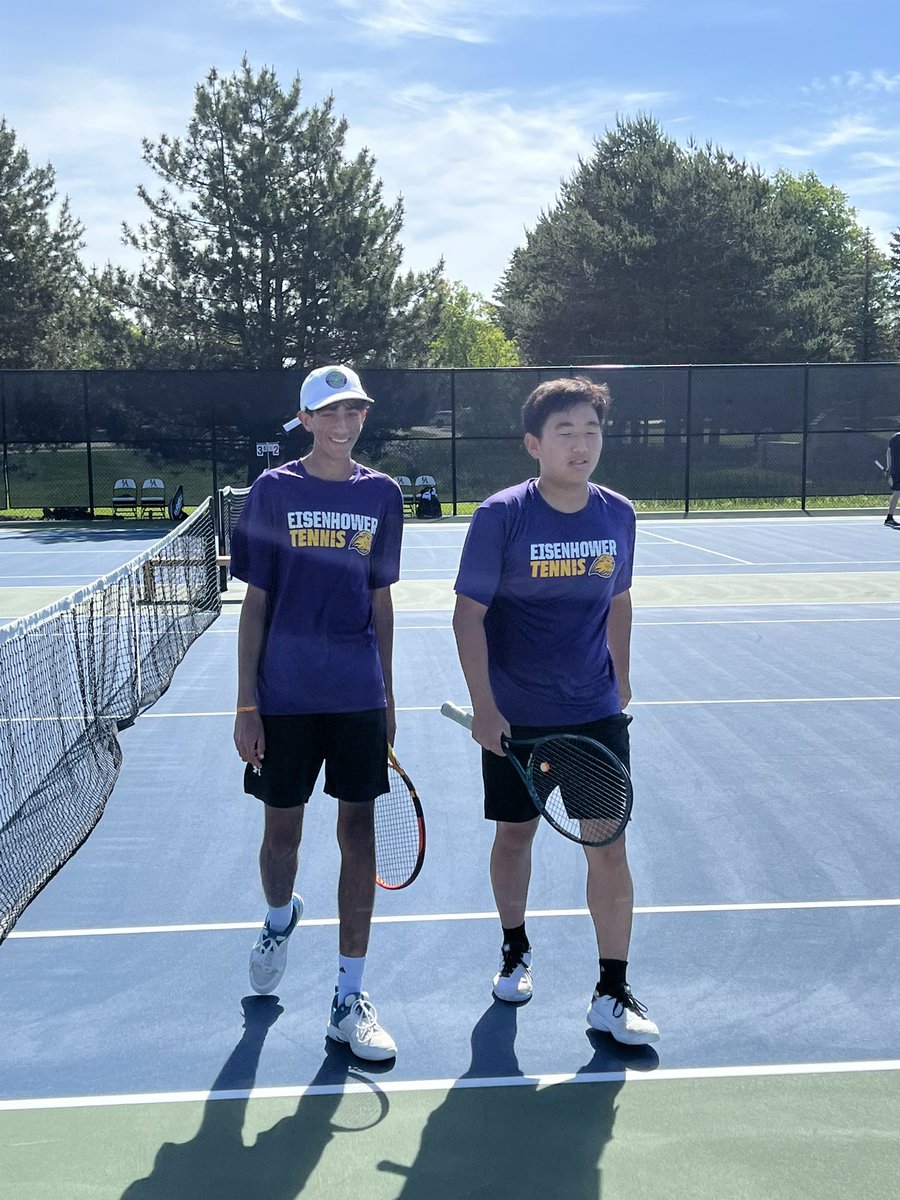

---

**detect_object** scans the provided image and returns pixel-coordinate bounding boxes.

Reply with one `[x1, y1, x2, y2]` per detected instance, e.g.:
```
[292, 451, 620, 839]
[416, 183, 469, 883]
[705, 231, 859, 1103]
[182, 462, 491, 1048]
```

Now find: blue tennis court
[1, 514, 899, 1198]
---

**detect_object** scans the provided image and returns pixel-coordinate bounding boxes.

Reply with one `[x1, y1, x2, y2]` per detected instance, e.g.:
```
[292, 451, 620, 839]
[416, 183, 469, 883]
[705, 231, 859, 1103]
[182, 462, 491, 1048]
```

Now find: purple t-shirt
[230, 460, 403, 714]
[455, 479, 635, 725]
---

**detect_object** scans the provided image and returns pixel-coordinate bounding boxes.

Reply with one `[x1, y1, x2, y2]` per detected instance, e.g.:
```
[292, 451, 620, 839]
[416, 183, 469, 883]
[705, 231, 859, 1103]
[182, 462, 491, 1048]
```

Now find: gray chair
[140, 478, 166, 519]
[112, 478, 137, 518]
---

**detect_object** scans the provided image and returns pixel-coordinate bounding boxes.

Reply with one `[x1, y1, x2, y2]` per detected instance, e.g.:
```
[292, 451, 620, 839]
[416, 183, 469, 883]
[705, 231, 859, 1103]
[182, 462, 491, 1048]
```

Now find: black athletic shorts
[243, 709, 388, 808]
[482, 712, 633, 824]
[891, 471, 900, 491]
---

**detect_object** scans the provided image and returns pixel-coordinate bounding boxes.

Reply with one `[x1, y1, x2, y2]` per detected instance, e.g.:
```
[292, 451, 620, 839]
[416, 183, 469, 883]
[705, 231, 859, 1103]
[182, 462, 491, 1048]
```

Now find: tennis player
[231, 364, 403, 1062]
[452, 376, 659, 1045]
[884, 427, 900, 528]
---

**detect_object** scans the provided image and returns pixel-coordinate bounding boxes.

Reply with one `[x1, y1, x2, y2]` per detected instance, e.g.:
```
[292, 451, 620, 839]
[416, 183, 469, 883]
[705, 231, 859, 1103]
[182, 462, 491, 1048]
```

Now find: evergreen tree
[0, 119, 87, 368]
[886, 228, 900, 356]
[497, 115, 835, 365]
[839, 228, 894, 361]
[118, 59, 442, 368]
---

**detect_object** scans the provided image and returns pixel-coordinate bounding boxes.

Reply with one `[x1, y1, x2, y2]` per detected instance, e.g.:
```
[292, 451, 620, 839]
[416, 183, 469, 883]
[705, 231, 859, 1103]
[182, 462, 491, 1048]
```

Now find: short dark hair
[522, 377, 611, 437]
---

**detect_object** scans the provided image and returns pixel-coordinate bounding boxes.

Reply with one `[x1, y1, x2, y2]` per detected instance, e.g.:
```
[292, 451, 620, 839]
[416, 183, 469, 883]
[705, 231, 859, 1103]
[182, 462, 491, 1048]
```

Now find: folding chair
[394, 476, 416, 515]
[112, 478, 137, 518]
[140, 478, 166, 519]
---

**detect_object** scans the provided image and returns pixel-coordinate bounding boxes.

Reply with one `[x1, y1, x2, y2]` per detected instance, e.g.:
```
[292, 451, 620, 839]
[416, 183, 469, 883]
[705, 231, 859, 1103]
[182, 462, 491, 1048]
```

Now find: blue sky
[3, 1, 900, 295]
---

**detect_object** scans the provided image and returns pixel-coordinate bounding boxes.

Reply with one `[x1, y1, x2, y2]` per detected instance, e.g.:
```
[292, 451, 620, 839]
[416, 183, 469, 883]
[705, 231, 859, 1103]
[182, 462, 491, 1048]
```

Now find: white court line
[6, 696, 899, 725]
[9, 898, 900, 940]
[3, 1059, 900, 1112]
[207, 617, 900, 633]
[636, 530, 754, 565]
[0, 549, 150, 556]
[133, 696, 900, 720]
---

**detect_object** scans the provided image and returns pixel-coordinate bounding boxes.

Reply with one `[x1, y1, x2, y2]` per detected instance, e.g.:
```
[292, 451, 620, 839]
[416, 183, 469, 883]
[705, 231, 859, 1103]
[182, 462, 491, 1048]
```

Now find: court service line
[3, 1058, 900, 1112]
[9, 898, 900, 940]
[138, 696, 900, 720]
[635, 530, 754, 565]
[207, 616, 900, 633]
[8, 697, 897, 725]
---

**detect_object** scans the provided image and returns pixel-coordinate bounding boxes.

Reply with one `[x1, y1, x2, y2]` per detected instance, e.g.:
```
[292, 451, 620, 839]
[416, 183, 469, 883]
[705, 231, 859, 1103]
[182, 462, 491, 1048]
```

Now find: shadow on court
[378, 1001, 658, 1200]
[119, 996, 393, 1200]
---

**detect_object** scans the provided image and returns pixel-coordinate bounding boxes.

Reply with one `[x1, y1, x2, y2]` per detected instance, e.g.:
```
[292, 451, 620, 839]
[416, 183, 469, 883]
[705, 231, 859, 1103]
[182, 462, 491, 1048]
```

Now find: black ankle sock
[502, 923, 529, 952]
[598, 958, 628, 995]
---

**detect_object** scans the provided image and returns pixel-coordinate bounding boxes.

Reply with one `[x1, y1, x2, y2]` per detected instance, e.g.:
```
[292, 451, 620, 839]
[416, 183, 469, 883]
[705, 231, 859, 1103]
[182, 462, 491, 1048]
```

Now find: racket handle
[440, 701, 473, 730]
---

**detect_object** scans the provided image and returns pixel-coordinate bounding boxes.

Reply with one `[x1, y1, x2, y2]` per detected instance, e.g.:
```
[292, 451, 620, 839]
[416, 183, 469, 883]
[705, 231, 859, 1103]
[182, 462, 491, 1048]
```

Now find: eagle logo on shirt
[589, 554, 615, 578]
[349, 530, 373, 556]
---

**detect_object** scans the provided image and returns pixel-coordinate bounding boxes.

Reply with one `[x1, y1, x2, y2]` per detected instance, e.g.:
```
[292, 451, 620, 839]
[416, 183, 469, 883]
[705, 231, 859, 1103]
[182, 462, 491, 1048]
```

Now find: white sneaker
[492, 943, 533, 1003]
[587, 985, 660, 1045]
[248, 894, 304, 995]
[327, 991, 397, 1061]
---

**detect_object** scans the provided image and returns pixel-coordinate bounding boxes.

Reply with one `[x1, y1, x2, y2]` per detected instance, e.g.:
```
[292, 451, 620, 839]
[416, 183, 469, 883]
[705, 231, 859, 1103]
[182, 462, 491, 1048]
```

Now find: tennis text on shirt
[529, 539, 618, 577]
[286, 510, 378, 552]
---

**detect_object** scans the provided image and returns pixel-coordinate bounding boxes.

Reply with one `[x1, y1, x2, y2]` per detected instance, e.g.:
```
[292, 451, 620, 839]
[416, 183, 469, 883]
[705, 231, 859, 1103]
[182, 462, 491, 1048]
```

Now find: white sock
[337, 955, 366, 1004]
[266, 899, 294, 933]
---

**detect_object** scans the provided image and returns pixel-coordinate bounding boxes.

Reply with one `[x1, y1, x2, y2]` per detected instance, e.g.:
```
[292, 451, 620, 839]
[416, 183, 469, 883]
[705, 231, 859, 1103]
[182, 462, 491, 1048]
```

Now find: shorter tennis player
[231, 364, 403, 1061]
[884, 427, 900, 528]
[452, 377, 659, 1045]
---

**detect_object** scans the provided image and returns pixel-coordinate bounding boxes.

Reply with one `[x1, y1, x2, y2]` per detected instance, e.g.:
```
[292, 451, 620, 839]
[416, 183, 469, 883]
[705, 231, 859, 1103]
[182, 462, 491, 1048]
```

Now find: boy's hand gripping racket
[441, 701, 632, 847]
[374, 747, 426, 889]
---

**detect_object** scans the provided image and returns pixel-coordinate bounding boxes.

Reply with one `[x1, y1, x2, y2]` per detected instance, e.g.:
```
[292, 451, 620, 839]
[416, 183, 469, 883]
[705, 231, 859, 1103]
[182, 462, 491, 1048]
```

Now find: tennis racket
[374, 747, 426, 889]
[440, 701, 632, 847]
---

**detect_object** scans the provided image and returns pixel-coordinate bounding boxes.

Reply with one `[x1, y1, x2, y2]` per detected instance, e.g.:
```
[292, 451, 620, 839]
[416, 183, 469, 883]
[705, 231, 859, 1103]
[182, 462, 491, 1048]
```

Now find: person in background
[883, 427, 900, 528]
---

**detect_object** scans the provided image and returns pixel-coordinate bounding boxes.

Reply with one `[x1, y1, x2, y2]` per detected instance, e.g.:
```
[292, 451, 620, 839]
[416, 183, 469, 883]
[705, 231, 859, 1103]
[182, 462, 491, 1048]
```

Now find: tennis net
[0, 499, 221, 942]
[215, 485, 251, 589]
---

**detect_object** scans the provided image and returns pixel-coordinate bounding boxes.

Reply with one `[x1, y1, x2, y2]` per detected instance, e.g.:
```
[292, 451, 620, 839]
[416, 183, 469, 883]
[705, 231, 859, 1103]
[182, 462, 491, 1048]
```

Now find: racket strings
[374, 765, 422, 888]
[530, 737, 630, 841]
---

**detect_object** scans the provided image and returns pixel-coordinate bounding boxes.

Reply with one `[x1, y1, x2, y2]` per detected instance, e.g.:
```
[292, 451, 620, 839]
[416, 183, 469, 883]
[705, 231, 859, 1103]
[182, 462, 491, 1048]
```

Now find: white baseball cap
[299, 364, 373, 412]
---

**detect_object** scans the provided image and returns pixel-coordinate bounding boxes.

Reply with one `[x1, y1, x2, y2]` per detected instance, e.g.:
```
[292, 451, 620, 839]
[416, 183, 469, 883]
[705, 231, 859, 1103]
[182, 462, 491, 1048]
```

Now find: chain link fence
[1, 364, 897, 515]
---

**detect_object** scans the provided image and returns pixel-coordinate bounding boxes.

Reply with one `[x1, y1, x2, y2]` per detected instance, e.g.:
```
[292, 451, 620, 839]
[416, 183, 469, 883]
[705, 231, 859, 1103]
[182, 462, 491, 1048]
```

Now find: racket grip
[440, 701, 473, 730]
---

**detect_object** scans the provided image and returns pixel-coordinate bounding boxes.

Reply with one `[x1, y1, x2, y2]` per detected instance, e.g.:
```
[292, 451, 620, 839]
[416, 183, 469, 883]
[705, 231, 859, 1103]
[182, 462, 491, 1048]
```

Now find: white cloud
[226, 0, 637, 43]
[804, 69, 900, 95]
[345, 83, 675, 291]
[757, 115, 899, 162]
[4, 71, 188, 271]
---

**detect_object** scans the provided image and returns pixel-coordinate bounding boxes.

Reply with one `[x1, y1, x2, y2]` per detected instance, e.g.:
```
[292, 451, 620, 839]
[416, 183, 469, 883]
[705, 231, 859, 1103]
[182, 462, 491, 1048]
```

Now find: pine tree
[117, 59, 442, 368]
[0, 119, 87, 367]
[497, 115, 836, 365]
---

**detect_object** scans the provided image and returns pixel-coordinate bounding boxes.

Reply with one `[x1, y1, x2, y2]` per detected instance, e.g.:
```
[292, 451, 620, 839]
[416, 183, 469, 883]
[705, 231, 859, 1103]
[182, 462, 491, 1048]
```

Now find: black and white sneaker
[492, 943, 533, 1003]
[587, 982, 660, 1044]
[885, 516, 900, 528]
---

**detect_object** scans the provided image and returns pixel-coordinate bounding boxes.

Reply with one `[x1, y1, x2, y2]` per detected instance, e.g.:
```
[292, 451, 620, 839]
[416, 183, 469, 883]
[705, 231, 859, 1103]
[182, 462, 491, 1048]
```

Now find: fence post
[0, 375, 8, 512]
[211, 398, 219, 513]
[683, 366, 693, 517]
[450, 369, 458, 516]
[83, 372, 95, 517]
[800, 364, 810, 513]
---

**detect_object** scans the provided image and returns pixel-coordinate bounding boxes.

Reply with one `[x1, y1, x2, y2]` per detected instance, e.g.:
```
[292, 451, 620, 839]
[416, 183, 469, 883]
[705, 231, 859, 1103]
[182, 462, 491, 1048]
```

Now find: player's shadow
[119, 995, 392, 1200]
[379, 1000, 658, 1199]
